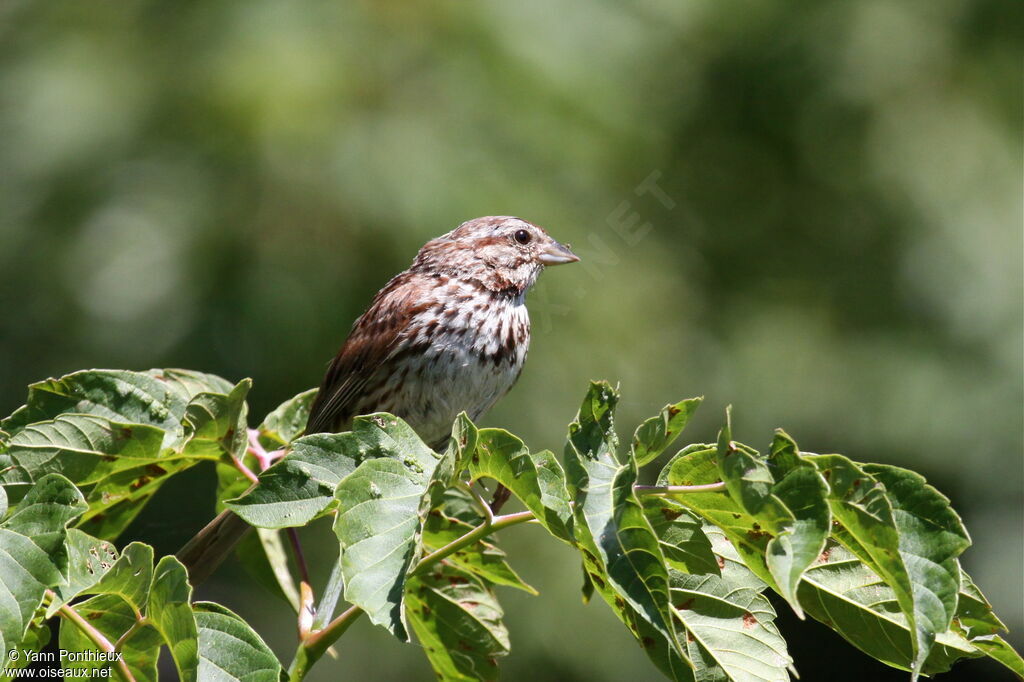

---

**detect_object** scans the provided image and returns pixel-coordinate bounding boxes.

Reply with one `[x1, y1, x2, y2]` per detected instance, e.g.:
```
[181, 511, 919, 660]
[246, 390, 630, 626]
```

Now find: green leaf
[862, 463, 971, 678]
[406, 564, 510, 681]
[228, 431, 375, 529]
[658, 445, 778, 589]
[671, 425, 831, 619]
[715, 409, 784, 523]
[4, 414, 165, 486]
[3, 620, 48, 672]
[2, 369, 192, 440]
[632, 398, 702, 467]
[259, 388, 318, 448]
[642, 498, 720, 576]
[332, 414, 450, 640]
[0, 529, 62, 656]
[763, 464, 829, 619]
[0, 475, 88, 647]
[466, 428, 573, 543]
[668, 571, 792, 681]
[147, 369, 235, 404]
[179, 379, 251, 459]
[807, 454, 928, 676]
[761, 431, 831, 619]
[796, 541, 1000, 676]
[701, 523, 767, 592]
[56, 544, 209, 682]
[564, 382, 681, 660]
[84, 542, 155, 616]
[58, 593, 163, 682]
[972, 636, 1024, 677]
[147, 556, 199, 682]
[76, 459, 194, 540]
[47, 529, 118, 617]
[195, 602, 283, 682]
[422, 511, 537, 595]
[2, 474, 87, 574]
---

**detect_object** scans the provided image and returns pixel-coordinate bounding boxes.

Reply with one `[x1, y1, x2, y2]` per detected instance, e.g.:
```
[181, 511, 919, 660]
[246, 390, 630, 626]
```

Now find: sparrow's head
[413, 216, 579, 294]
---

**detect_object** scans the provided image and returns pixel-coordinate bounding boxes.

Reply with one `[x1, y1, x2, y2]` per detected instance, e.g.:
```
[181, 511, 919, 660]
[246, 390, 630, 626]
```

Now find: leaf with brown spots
[668, 571, 792, 682]
[406, 565, 509, 682]
[632, 397, 703, 467]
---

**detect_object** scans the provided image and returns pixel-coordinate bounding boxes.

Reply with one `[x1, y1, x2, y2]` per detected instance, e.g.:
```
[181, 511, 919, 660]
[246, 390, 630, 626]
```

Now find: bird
[178, 216, 579, 584]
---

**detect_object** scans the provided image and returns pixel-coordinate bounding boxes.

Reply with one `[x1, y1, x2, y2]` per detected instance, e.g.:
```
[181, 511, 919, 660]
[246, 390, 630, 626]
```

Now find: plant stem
[232, 456, 260, 484]
[47, 591, 137, 682]
[412, 510, 532, 575]
[286, 509, 535, 680]
[633, 482, 727, 495]
[288, 606, 363, 681]
[113, 617, 149, 652]
[286, 481, 724, 679]
[298, 581, 315, 639]
[288, 527, 312, 586]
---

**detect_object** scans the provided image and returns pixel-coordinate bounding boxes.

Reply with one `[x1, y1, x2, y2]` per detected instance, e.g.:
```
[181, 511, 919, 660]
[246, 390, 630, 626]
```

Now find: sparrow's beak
[538, 240, 580, 266]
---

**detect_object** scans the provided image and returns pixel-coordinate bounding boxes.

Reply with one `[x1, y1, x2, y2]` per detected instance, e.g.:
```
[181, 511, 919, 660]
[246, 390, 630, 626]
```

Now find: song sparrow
[178, 216, 578, 583]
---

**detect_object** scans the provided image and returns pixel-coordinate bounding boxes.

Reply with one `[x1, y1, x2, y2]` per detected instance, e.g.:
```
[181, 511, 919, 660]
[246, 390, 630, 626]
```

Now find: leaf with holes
[332, 414, 451, 640]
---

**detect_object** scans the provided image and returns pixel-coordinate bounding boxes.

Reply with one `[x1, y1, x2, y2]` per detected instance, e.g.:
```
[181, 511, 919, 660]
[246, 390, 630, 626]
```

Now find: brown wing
[303, 272, 431, 435]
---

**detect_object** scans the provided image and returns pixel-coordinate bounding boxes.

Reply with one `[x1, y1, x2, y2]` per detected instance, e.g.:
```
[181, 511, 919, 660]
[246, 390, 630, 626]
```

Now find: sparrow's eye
[513, 229, 532, 245]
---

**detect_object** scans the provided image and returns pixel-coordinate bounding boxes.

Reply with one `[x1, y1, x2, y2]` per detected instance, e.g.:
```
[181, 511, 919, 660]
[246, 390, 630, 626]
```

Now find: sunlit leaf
[407, 564, 510, 681]
[179, 379, 251, 459]
[422, 511, 537, 595]
[466, 428, 572, 543]
[642, 498, 719, 577]
[228, 431, 375, 529]
[632, 398, 702, 467]
[669, 571, 792, 681]
[332, 414, 450, 640]
[564, 382, 681, 661]
[4, 414, 165, 486]
[147, 556, 199, 681]
[2, 369, 191, 441]
[259, 388, 318, 448]
[195, 602, 283, 682]
[862, 463, 971, 678]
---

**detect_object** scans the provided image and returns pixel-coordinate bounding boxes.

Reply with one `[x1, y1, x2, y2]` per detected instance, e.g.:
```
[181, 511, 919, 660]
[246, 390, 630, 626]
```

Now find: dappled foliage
[1, 370, 1019, 680]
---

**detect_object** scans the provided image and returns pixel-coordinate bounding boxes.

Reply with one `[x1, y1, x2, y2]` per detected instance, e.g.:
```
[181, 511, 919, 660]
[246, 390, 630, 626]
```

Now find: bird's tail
[176, 508, 252, 586]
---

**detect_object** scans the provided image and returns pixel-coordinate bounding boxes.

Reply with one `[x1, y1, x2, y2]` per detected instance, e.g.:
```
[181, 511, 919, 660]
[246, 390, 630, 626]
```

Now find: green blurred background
[1, 1, 1020, 680]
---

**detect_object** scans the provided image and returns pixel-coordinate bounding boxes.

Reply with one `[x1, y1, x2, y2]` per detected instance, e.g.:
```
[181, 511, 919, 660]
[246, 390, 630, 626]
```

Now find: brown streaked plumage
[178, 216, 578, 584]
[304, 216, 578, 447]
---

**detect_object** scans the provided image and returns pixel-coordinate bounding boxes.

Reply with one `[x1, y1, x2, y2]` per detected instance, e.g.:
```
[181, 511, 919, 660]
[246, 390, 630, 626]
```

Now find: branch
[47, 590, 137, 682]
[633, 482, 727, 495]
[287, 509, 535, 680]
[286, 482, 726, 679]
